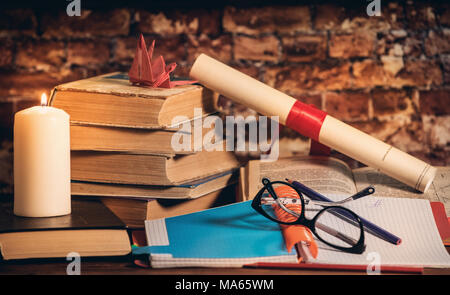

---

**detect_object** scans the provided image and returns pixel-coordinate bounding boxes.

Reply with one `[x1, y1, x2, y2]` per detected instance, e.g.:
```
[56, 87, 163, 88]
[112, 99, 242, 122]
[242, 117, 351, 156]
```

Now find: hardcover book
[0, 198, 131, 260]
[50, 72, 216, 129]
[71, 149, 241, 186]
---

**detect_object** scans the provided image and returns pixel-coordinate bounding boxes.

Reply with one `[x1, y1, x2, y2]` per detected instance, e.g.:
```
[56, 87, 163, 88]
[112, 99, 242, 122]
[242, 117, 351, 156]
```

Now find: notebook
[136, 197, 450, 268]
[136, 201, 298, 268]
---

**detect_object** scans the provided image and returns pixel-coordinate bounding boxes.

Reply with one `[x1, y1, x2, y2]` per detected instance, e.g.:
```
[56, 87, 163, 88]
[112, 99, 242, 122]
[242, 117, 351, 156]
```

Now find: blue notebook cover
[134, 201, 297, 267]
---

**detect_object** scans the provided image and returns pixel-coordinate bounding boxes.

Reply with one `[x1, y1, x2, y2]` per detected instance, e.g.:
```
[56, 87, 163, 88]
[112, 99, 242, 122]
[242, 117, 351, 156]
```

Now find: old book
[95, 184, 237, 228]
[0, 198, 131, 260]
[71, 169, 237, 199]
[238, 156, 449, 210]
[50, 72, 216, 129]
[70, 116, 218, 155]
[71, 149, 241, 186]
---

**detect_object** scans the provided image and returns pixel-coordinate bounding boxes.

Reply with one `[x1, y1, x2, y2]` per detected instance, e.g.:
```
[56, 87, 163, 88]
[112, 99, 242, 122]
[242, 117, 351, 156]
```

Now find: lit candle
[14, 93, 71, 217]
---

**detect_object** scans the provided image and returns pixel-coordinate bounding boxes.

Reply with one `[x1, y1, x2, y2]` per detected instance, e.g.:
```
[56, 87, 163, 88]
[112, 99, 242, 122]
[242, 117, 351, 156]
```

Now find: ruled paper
[309, 197, 450, 268]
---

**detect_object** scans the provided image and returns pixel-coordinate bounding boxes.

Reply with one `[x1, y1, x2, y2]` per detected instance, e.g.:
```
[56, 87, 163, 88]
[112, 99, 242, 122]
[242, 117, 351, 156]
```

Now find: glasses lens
[259, 183, 302, 223]
[314, 207, 362, 249]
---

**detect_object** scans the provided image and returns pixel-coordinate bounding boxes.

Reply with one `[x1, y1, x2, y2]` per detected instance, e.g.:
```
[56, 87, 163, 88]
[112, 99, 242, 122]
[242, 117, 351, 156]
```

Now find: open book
[239, 156, 450, 216]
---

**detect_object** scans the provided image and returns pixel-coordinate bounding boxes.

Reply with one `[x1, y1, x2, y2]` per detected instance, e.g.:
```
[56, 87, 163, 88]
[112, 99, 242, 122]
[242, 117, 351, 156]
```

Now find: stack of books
[50, 72, 241, 227]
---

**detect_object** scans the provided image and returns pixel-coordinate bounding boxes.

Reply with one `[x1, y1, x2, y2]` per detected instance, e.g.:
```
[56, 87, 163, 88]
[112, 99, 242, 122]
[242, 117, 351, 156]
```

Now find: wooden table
[1, 255, 449, 275]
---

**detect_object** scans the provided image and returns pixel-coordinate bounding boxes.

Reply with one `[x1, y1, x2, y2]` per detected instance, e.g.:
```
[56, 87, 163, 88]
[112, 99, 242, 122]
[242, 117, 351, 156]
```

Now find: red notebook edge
[430, 201, 450, 245]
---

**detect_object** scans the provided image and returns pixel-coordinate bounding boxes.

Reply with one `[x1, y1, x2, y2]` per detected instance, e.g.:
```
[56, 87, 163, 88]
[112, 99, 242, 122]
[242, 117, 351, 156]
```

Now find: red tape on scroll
[285, 100, 327, 142]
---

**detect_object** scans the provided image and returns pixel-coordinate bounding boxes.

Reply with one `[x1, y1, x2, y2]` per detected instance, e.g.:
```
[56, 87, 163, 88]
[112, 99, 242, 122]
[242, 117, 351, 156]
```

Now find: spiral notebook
[137, 197, 450, 268]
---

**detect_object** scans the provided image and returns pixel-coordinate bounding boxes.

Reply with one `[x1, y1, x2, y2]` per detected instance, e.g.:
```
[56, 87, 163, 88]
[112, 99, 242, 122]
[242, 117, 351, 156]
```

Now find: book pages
[248, 156, 357, 200]
[354, 167, 450, 216]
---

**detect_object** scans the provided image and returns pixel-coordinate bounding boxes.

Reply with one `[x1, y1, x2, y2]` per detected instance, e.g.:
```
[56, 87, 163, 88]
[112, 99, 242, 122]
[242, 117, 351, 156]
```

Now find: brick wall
[0, 1, 449, 193]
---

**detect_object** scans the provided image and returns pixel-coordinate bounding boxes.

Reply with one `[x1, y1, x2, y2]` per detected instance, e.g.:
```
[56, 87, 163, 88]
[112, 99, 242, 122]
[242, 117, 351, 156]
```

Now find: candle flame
[41, 93, 47, 106]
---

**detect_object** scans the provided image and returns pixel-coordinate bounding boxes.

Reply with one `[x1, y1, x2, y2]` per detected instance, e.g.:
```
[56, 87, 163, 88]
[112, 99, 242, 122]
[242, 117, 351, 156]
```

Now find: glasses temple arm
[309, 186, 375, 206]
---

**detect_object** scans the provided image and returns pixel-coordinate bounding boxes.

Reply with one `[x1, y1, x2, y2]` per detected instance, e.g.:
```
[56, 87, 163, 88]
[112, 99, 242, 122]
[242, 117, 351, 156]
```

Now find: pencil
[286, 179, 402, 245]
[244, 262, 423, 274]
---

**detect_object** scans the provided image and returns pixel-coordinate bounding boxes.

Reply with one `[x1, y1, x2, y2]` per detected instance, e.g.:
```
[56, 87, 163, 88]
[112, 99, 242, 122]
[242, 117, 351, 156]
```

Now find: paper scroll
[189, 54, 436, 193]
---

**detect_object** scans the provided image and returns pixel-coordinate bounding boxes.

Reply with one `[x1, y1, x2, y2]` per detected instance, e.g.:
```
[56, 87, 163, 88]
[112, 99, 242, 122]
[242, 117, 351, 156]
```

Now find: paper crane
[128, 34, 195, 88]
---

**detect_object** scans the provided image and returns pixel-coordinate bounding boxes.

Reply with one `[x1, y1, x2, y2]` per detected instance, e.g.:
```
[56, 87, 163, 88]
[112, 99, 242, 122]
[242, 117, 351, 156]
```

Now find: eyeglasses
[251, 178, 372, 254]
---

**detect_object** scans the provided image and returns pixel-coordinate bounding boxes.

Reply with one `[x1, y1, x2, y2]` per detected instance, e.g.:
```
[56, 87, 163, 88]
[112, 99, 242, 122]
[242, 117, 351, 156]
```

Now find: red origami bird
[128, 34, 195, 88]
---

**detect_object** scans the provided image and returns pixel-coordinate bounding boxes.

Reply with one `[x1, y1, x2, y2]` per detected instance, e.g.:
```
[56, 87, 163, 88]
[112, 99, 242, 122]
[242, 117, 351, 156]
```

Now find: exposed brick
[424, 30, 450, 56]
[0, 39, 14, 67]
[329, 32, 375, 58]
[409, 150, 450, 166]
[187, 34, 232, 63]
[114, 37, 139, 64]
[437, 4, 450, 27]
[0, 69, 85, 98]
[352, 60, 385, 88]
[231, 65, 259, 80]
[314, 4, 346, 31]
[137, 10, 199, 35]
[223, 6, 310, 35]
[0, 71, 59, 97]
[67, 40, 110, 66]
[422, 115, 450, 149]
[42, 9, 130, 39]
[352, 59, 442, 88]
[136, 9, 220, 36]
[265, 62, 352, 93]
[387, 121, 428, 153]
[403, 34, 423, 58]
[324, 91, 370, 122]
[282, 35, 326, 62]
[234, 35, 279, 62]
[371, 89, 414, 117]
[349, 119, 406, 142]
[314, 3, 402, 32]
[196, 9, 222, 36]
[405, 2, 437, 30]
[442, 55, 450, 84]
[375, 31, 423, 58]
[115, 35, 186, 65]
[380, 55, 404, 76]
[15, 40, 66, 71]
[397, 59, 442, 87]
[0, 9, 37, 37]
[419, 89, 450, 116]
[293, 94, 322, 109]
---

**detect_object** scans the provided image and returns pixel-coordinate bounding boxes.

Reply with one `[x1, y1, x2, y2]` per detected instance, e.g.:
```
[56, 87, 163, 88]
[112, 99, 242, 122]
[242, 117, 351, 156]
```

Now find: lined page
[311, 197, 450, 267]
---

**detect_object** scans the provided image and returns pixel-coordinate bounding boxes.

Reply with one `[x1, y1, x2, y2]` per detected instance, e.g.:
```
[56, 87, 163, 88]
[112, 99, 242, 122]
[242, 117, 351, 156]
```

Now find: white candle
[14, 93, 71, 217]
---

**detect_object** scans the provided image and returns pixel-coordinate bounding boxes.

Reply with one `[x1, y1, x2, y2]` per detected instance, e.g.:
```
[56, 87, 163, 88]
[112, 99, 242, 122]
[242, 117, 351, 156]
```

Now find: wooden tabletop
[1, 255, 450, 275]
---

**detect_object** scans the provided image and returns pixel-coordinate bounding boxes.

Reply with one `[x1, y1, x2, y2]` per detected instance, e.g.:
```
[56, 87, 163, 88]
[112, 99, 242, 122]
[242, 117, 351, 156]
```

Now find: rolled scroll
[189, 54, 436, 192]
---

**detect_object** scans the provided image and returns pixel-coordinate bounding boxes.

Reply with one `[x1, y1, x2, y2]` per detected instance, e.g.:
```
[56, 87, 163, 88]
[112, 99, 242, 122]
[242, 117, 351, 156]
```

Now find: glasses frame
[251, 179, 366, 254]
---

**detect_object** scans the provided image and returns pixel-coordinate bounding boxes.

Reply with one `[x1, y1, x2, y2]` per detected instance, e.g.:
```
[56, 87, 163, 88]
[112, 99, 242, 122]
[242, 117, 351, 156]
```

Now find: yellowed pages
[246, 156, 357, 201]
[354, 166, 450, 215]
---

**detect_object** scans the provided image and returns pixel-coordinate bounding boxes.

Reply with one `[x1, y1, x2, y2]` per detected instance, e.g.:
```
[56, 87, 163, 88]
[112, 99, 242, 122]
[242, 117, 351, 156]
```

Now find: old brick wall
[0, 1, 449, 193]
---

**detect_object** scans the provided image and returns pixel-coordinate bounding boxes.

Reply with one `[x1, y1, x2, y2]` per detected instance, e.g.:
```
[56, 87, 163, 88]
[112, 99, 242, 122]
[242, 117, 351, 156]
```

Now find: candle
[14, 93, 71, 217]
